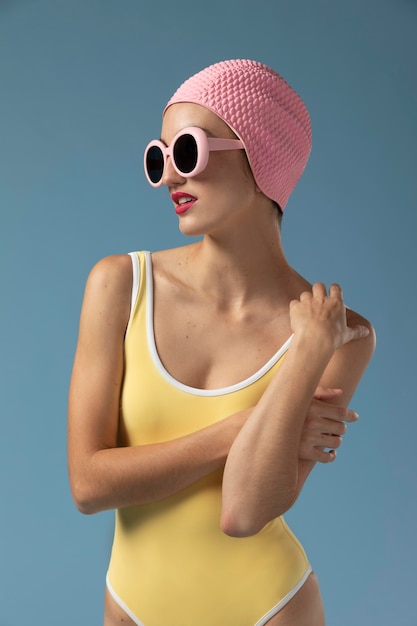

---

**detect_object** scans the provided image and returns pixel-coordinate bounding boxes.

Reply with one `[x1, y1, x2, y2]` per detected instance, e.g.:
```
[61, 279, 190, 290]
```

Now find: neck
[186, 218, 294, 308]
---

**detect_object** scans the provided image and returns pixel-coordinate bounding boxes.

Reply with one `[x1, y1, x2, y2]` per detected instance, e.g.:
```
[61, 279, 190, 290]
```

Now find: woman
[68, 60, 375, 626]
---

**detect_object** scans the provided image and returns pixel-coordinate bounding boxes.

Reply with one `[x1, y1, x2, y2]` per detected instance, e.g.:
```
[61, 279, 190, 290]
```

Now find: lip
[171, 191, 197, 215]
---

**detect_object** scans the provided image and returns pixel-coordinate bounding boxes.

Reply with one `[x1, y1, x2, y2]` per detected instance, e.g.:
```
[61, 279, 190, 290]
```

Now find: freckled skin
[69, 101, 374, 626]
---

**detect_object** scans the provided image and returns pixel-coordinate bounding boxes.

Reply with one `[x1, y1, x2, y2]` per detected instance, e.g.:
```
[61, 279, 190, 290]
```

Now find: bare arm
[68, 260, 368, 517]
[221, 284, 375, 537]
[67, 255, 249, 514]
[292, 385, 363, 503]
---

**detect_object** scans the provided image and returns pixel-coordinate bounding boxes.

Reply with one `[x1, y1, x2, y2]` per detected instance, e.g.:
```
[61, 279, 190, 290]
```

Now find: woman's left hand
[298, 386, 359, 463]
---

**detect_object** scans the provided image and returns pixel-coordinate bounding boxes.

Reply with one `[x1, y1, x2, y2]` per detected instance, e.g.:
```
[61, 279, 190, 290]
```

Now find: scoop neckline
[144, 251, 293, 397]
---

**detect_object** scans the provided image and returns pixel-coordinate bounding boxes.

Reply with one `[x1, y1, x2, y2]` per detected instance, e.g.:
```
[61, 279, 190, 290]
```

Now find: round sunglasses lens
[146, 146, 164, 183]
[173, 134, 198, 174]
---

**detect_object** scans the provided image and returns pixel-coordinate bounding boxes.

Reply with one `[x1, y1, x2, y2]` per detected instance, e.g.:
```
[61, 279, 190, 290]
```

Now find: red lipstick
[171, 191, 197, 215]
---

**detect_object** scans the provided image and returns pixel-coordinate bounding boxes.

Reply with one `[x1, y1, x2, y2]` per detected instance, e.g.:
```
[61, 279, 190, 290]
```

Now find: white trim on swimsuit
[108, 252, 311, 625]
[129, 250, 293, 397]
[107, 567, 313, 626]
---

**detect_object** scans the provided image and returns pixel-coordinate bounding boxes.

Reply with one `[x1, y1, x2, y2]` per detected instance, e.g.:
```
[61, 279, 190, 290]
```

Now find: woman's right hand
[289, 283, 370, 352]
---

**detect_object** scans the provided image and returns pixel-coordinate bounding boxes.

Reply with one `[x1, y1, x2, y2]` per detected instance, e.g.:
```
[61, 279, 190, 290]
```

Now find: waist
[108, 471, 309, 576]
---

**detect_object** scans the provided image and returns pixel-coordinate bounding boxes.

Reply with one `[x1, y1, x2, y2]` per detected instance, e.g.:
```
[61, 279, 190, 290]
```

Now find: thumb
[314, 386, 343, 401]
[349, 324, 370, 341]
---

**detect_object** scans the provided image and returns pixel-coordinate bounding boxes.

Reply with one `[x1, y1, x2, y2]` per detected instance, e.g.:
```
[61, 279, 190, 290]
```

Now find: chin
[178, 218, 207, 238]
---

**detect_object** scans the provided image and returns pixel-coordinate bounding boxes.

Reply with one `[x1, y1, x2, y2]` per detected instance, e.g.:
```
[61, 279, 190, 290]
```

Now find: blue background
[1, 1, 416, 624]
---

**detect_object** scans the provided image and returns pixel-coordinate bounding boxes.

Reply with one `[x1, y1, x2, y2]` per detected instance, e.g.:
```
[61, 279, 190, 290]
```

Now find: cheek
[211, 152, 257, 191]
[239, 155, 261, 193]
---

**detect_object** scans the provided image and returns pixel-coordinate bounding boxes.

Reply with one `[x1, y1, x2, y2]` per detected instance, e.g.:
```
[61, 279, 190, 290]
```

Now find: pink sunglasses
[144, 126, 244, 187]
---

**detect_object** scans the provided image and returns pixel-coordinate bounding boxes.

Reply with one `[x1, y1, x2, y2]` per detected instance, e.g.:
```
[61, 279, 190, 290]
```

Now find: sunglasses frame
[144, 126, 244, 187]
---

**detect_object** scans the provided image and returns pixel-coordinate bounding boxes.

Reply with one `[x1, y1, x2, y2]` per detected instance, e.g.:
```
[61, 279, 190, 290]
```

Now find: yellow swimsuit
[106, 251, 311, 626]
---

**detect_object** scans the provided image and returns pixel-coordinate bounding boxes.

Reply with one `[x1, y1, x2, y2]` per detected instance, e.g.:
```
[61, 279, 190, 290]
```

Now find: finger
[311, 400, 359, 423]
[321, 420, 347, 436]
[299, 290, 313, 301]
[307, 415, 353, 435]
[319, 434, 343, 449]
[311, 448, 337, 464]
[341, 409, 359, 423]
[329, 283, 343, 300]
[323, 407, 359, 424]
[313, 386, 343, 401]
[311, 282, 327, 298]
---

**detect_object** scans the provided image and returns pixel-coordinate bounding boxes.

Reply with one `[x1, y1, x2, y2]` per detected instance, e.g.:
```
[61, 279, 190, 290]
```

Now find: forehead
[161, 102, 236, 141]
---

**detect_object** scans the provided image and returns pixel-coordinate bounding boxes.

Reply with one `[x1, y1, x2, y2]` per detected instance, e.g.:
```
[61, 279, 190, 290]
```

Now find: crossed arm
[68, 256, 375, 529]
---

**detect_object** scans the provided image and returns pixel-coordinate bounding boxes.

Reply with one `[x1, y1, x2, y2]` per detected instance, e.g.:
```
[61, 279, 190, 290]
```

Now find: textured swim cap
[164, 59, 312, 210]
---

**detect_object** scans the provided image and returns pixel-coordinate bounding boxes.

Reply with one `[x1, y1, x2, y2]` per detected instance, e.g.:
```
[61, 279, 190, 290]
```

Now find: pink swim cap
[164, 59, 312, 210]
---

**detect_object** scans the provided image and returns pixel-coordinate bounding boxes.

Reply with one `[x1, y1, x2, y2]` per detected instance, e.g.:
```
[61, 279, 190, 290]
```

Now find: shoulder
[346, 307, 376, 361]
[80, 254, 134, 336]
[320, 306, 375, 405]
[86, 254, 133, 292]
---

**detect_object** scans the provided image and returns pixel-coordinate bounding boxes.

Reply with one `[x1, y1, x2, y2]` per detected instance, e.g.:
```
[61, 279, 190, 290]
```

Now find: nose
[161, 155, 186, 187]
